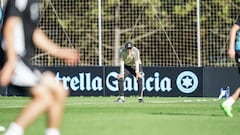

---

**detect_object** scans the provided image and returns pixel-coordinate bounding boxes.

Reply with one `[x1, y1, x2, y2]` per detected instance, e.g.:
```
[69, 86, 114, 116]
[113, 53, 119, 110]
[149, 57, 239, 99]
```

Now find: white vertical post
[98, 0, 102, 66]
[197, 0, 201, 67]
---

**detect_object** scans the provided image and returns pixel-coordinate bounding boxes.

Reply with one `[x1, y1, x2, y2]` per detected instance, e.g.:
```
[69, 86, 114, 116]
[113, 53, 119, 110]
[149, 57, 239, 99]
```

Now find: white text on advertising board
[55, 72, 172, 92]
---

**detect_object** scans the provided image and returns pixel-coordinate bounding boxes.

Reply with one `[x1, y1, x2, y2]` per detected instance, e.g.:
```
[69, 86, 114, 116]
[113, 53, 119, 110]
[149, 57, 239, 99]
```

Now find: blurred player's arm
[32, 28, 79, 66]
[0, 17, 20, 86]
[228, 24, 240, 58]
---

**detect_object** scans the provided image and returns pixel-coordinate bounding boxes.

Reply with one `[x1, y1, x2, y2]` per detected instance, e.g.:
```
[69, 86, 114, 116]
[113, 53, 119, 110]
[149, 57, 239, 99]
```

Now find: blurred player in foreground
[115, 41, 144, 103]
[0, 0, 79, 135]
[221, 18, 240, 117]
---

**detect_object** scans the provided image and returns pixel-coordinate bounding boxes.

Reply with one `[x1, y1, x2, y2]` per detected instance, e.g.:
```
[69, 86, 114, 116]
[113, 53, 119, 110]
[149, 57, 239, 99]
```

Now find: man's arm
[228, 24, 240, 58]
[0, 17, 20, 86]
[32, 28, 79, 66]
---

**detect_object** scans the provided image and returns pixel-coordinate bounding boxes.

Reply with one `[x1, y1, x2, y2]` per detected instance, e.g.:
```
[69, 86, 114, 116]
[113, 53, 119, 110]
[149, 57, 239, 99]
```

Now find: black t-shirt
[3, 0, 40, 64]
[236, 18, 240, 26]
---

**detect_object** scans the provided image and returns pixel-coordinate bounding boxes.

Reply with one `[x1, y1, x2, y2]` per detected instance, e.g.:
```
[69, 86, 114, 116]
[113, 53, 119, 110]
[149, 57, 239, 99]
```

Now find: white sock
[138, 97, 143, 99]
[45, 128, 60, 135]
[4, 122, 24, 135]
[224, 97, 235, 107]
[120, 96, 124, 100]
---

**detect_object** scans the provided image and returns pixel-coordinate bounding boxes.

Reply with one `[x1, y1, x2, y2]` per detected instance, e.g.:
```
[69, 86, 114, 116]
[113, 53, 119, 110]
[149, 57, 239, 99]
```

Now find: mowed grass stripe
[0, 97, 239, 135]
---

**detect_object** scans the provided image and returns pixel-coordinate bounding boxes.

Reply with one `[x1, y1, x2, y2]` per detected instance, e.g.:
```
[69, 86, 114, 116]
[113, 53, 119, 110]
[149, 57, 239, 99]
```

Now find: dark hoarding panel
[203, 67, 240, 97]
[6, 66, 203, 97]
[105, 67, 203, 97]
[47, 66, 105, 96]
[0, 86, 6, 96]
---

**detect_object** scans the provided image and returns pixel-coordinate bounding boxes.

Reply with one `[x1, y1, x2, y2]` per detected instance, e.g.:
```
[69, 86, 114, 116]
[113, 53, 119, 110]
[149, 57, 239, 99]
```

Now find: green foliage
[37, 0, 240, 66]
[57, 19, 72, 29]
[130, 0, 161, 5]
[174, 1, 197, 16]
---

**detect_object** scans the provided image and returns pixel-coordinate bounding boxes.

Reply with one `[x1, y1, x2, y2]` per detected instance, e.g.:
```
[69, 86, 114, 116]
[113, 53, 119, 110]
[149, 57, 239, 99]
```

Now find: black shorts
[0, 41, 5, 69]
[235, 50, 240, 64]
[124, 64, 143, 77]
[0, 52, 5, 69]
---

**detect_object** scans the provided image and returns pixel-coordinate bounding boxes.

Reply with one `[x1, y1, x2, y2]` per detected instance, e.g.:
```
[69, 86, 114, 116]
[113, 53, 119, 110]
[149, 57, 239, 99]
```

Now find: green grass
[0, 96, 239, 135]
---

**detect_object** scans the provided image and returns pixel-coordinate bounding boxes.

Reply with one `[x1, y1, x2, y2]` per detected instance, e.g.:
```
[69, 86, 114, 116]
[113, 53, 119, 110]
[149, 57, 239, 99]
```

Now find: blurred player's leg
[4, 123, 23, 135]
[221, 87, 240, 117]
[4, 84, 53, 135]
[41, 72, 68, 135]
[4, 72, 67, 135]
[42, 73, 68, 135]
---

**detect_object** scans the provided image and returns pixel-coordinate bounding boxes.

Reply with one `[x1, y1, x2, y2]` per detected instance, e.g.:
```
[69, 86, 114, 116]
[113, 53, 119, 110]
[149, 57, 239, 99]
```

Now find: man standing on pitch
[0, 0, 79, 135]
[221, 17, 240, 117]
[115, 41, 144, 103]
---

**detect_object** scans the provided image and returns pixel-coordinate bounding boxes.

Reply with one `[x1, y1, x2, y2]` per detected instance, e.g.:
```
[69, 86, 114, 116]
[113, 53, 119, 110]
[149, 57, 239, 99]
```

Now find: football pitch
[0, 96, 239, 135]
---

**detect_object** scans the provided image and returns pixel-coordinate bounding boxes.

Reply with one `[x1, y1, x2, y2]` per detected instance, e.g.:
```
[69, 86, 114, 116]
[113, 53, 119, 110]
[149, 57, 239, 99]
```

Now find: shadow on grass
[150, 112, 223, 117]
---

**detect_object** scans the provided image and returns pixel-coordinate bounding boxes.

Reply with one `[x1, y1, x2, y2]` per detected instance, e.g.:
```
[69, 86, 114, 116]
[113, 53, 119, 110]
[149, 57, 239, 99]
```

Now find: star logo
[176, 71, 198, 94]
[182, 76, 193, 88]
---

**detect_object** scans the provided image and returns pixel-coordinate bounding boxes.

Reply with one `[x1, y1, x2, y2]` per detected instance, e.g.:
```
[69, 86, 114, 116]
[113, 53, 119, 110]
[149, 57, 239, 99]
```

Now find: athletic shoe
[138, 98, 144, 103]
[221, 102, 233, 117]
[114, 98, 125, 103]
[218, 89, 226, 100]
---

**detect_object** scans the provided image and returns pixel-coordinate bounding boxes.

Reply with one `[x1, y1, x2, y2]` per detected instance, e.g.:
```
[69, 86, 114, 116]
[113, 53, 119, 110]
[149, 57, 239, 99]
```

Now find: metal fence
[31, 0, 240, 67]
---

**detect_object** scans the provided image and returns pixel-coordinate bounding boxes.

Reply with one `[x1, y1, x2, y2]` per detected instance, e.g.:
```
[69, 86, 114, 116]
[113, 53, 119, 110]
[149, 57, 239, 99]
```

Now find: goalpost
[197, 0, 201, 67]
[98, 0, 102, 66]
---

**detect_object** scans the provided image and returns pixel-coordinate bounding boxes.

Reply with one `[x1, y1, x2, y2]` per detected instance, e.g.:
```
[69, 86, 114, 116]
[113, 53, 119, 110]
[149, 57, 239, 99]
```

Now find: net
[5, 0, 239, 67]
[102, 0, 198, 66]
[201, 0, 239, 67]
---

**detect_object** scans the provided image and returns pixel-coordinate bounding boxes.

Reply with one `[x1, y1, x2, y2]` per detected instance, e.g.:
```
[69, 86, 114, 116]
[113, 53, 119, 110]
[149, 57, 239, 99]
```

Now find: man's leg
[4, 71, 66, 135]
[221, 87, 240, 117]
[116, 67, 131, 102]
[40, 72, 68, 135]
[231, 88, 240, 100]
[126, 65, 144, 103]
[46, 89, 66, 130]
[136, 65, 144, 103]
[116, 78, 125, 102]
[137, 78, 143, 98]
[118, 78, 124, 97]
[4, 84, 53, 135]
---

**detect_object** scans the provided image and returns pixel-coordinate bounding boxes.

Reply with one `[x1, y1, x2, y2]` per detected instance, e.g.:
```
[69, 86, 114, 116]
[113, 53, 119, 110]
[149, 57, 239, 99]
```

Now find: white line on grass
[0, 98, 221, 109]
